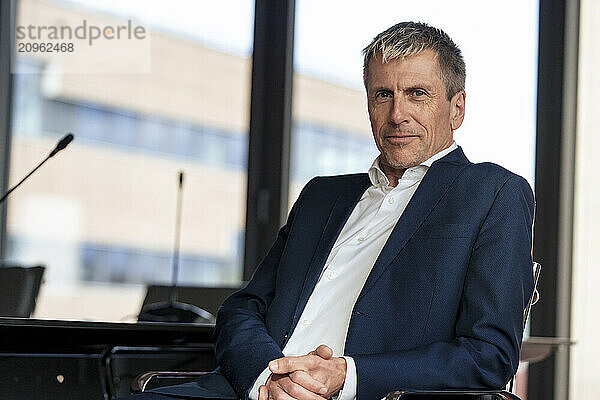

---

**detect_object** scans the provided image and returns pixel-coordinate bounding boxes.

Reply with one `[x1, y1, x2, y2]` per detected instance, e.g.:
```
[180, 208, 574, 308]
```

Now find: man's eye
[413, 89, 426, 97]
[375, 91, 391, 99]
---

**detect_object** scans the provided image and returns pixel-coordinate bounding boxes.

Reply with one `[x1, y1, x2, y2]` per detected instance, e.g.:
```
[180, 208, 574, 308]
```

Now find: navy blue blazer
[156, 147, 535, 400]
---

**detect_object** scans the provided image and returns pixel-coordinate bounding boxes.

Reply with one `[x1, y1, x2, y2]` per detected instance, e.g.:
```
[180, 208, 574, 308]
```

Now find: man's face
[366, 49, 465, 171]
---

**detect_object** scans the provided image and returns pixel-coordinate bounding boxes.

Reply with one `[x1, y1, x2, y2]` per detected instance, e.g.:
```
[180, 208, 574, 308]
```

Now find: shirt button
[357, 237, 365, 243]
[388, 197, 395, 204]
[301, 319, 311, 327]
[327, 271, 336, 280]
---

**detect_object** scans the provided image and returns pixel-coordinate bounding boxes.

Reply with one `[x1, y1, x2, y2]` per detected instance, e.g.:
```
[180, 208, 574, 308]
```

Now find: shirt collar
[368, 141, 458, 187]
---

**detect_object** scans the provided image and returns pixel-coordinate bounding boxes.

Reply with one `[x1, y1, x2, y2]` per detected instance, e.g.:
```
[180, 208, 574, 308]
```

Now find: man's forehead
[367, 50, 443, 87]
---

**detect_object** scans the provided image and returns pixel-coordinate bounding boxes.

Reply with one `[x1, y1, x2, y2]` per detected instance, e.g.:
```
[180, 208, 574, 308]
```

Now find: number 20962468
[18, 42, 74, 53]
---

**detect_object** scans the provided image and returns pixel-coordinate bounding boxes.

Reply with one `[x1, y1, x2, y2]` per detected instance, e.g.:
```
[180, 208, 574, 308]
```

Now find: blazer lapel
[357, 147, 471, 300]
[291, 174, 371, 328]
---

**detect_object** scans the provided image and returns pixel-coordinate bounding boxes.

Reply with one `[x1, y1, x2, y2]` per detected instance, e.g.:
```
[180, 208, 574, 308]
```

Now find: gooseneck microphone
[0, 133, 74, 204]
[138, 171, 215, 324]
[169, 171, 184, 305]
[49, 133, 74, 157]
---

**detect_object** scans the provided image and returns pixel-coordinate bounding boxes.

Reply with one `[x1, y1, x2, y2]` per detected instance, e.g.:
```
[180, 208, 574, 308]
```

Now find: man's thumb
[315, 344, 333, 359]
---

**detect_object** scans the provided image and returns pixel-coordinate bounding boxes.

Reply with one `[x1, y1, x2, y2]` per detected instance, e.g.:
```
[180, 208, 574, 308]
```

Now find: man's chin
[381, 151, 424, 171]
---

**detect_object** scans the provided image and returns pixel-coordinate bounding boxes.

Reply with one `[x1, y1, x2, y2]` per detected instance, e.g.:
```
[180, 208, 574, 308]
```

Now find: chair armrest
[385, 390, 521, 400]
[132, 371, 208, 392]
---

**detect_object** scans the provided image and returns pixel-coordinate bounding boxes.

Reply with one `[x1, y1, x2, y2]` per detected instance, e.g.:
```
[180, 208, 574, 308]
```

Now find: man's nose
[389, 96, 410, 125]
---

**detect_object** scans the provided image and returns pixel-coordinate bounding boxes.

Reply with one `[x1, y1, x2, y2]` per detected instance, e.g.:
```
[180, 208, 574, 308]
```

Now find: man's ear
[450, 90, 466, 131]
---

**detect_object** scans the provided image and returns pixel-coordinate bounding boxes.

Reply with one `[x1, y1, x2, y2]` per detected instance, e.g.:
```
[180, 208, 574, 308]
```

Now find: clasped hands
[258, 344, 347, 400]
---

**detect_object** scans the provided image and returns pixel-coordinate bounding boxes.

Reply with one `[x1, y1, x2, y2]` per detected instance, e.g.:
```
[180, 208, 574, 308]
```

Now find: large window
[7, 0, 254, 321]
[290, 0, 538, 201]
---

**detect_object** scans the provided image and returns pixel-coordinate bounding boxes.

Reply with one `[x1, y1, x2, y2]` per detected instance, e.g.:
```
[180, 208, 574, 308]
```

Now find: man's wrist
[334, 356, 347, 394]
[336, 357, 347, 377]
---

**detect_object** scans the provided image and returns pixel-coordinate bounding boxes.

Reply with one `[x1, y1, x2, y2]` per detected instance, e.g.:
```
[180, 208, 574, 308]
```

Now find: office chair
[131, 263, 541, 400]
[139, 285, 241, 322]
[0, 265, 45, 317]
[101, 286, 239, 397]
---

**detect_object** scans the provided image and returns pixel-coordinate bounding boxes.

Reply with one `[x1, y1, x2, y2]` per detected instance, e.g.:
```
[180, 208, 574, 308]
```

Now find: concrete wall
[570, 0, 600, 398]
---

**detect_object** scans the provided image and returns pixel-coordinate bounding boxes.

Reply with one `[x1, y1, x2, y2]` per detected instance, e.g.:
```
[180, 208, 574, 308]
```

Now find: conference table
[0, 317, 216, 400]
[0, 317, 571, 400]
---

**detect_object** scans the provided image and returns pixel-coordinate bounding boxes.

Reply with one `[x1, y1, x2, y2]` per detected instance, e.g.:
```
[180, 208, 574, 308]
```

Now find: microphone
[138, 171, 215, 324]
[0, 133, 74, 205]
[49, 133, 74, 157]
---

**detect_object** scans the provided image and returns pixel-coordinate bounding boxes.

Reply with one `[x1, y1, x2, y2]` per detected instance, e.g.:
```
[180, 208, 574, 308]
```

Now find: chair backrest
[509, 261, 541, 393]
[0, 265, 45, 317]
[523, 262, 542, 330]
[140, 285, 241, 318]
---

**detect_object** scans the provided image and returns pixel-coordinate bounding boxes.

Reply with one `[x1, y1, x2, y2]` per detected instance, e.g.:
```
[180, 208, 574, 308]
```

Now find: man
[122, 21, 535, 400]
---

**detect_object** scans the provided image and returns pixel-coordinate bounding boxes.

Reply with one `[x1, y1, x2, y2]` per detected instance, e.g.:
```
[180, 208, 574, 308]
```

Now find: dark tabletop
[0, 317, 215, 353]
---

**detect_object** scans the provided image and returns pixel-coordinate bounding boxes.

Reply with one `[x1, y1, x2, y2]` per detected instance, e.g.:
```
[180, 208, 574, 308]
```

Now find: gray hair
[362, 22, 466, 100]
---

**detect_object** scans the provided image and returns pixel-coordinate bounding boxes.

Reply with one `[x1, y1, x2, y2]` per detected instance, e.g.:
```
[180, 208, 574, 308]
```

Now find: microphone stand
[0, 133, 74, 205]
[138, 171, 214, 323]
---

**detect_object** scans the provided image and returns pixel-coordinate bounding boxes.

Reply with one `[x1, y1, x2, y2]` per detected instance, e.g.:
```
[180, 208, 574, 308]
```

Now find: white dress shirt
[249, 142, 458, 400]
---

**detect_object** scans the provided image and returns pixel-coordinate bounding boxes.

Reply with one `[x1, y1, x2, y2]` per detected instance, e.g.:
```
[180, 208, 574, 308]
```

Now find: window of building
[7, 0, 254, 321]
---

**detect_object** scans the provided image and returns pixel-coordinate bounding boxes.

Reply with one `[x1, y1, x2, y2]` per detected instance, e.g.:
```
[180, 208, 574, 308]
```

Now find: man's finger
[259, 384, 268, 400]
[314, 345, 333, 360]
[288, 370, 327, 395]
[277, 375, 326, 400]
[269, 377, 300, 400]
[270, 356, 313, 374]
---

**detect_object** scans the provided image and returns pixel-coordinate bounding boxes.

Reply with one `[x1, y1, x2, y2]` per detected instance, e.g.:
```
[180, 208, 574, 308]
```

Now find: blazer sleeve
[352, 175, 536, 399]
[213, 178, 316, 398]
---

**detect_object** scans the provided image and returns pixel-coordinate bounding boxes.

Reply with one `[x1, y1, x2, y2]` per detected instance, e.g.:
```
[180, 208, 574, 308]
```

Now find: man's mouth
[384, 134, 419, 144]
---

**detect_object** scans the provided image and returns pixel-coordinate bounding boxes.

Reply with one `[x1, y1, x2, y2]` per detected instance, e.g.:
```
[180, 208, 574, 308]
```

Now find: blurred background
[6, 0, 538, 321]
[0, 0, 598, 399]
